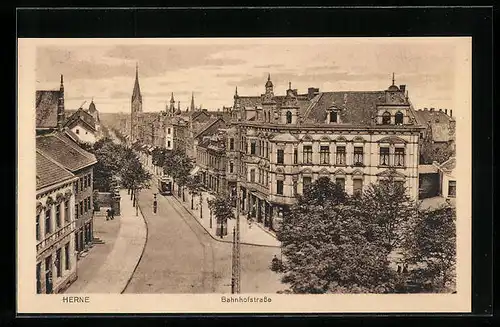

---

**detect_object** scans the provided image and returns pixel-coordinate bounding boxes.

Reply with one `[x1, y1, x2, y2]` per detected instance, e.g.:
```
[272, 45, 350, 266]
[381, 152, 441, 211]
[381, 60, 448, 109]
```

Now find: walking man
[106, 208, 110, 221]
[110, 208, 115, 220]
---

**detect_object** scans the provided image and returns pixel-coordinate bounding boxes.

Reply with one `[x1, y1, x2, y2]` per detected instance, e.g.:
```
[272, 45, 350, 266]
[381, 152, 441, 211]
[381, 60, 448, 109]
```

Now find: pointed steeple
[190, 92, 195, 111]
[170, 92, 175, 103]
[60, 74, 64, 90]
[392, 72, 395, 85]
[132, 63, 142, 103]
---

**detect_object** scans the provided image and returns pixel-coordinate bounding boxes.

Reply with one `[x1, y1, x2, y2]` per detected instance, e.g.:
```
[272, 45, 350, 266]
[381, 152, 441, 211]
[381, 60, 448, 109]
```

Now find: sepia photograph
[18, 37, 472, 313]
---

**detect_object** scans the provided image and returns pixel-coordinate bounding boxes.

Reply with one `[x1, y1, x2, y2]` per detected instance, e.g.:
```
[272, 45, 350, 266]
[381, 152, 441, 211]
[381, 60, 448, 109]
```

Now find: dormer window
[329, 111, 338, 123]
[395, 111, 404, 125]
[382, 111, 391, 125]
[286, 111, 292, 124]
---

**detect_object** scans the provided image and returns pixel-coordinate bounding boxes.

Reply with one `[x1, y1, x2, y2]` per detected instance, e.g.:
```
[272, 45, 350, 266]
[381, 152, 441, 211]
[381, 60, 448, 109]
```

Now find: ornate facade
[226, 74, 426, 231]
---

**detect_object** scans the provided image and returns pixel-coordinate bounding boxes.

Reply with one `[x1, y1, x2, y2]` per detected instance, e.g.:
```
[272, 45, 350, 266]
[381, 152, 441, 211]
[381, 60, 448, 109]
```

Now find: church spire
[392, 72, 395, 85]
[190, 92, 195, 111]
[132, 63, 142, 103]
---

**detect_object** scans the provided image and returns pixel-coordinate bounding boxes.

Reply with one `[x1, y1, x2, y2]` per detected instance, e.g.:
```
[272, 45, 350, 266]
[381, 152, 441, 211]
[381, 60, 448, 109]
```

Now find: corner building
[227, 75, 426, 231]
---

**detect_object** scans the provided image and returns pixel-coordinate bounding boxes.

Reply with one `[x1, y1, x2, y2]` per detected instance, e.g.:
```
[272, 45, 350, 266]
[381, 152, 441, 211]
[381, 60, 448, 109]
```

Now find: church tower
[190, 92, 195, 112]
[131, 63, 143, 141]
[169, 93, 176, 114]
[262, 73, 277, 123]
[57, 74, 65, 131]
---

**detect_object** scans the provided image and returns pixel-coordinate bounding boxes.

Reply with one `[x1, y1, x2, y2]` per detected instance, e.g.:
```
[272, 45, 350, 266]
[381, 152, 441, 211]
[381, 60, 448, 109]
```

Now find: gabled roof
[36, 149, 76, 190]
[271, 132, 298, 143]
[65, 108, 96, 131]
[194, 117, 227, 140]
[414, 109, 454, 142]
[303, 91, 386, 125]
[36, 90, 60, 128]
[237, 96, 261, 108]
[36, 132, 97, 172]
[438, 157, 456, 174]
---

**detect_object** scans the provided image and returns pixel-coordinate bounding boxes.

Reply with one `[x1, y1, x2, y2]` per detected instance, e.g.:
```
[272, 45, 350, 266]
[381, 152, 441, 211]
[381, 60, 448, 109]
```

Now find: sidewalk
[171, 182, 280, 248]
[65, 189, 147, 293]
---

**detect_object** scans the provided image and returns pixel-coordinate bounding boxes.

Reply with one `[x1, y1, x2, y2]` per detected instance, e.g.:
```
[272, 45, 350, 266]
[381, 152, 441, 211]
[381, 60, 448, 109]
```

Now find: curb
[120, 191, 149, 294]
[171, 192, 280, 249]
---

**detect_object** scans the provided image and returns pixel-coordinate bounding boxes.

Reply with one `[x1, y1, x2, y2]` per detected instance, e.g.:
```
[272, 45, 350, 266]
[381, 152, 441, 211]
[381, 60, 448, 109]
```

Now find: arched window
[395, 111, 404, 125]
[382, 111, 391, 125]
[286, 111, 292, 124]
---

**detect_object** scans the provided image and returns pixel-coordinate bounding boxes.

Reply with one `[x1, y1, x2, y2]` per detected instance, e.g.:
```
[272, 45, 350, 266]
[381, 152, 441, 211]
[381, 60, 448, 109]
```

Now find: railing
[36, 223, 74, 254]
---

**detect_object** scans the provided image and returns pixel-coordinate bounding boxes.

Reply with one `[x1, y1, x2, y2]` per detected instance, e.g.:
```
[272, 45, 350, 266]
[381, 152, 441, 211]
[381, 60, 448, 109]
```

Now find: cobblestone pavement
[124, 187, 286, 294]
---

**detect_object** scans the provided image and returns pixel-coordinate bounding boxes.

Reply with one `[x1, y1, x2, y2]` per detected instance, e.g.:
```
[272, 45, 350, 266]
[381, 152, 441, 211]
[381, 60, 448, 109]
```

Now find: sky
[35, 38, 468, 114]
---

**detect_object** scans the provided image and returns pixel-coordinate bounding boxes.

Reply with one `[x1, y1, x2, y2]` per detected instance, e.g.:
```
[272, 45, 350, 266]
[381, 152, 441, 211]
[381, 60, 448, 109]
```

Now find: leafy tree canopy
[207, 193, 234, 224]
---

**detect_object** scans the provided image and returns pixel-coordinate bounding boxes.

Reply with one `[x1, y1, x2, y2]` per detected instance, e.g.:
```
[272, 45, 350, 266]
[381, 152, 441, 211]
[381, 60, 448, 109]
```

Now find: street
[123, 187, 284, 294]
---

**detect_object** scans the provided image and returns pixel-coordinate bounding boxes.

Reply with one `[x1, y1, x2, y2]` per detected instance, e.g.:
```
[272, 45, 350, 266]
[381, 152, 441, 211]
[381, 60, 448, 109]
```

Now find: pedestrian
[106, 209, 110, 221]
[403, 264, 408, 274]
[397, 265, 402, 274]
[110, 208, 115, 220]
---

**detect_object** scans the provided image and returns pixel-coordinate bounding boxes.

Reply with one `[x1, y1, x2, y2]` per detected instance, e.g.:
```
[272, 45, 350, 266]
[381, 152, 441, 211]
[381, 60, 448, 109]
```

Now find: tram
[158, 176, 173, 196]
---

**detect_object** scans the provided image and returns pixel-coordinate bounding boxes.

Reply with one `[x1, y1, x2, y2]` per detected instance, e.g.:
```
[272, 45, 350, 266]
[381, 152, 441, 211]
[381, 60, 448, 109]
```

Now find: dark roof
[36, 132, 97, 172]
[36, 90, 60, 128]
[237, 96, 261, 108]
[88, 100, 97, 113]
[36, 149, 75, 190]
[414, 110, 454, 142]
[303, 91, 386, 125]
[65, 108, 96, 131]
[439, 157, 456, 172]
[195, 117, 227, 140]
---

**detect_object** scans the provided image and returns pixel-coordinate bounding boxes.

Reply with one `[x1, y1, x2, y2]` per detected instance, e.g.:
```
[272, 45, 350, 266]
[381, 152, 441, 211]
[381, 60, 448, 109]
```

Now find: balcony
[36, 223, 74, 254]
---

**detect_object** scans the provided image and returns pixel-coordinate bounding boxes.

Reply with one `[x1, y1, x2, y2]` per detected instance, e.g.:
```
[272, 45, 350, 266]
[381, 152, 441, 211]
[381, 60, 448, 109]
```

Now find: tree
[277, 177, 396, 294]
[120, 147, 152, 206]
[186, 176, 205, 213]
[420, 140, 455, 164]
[207, 192, 234, 237]
[403, 205, 456, 293]
[355, 173, 418, 253]
[163, 149, 193, 201]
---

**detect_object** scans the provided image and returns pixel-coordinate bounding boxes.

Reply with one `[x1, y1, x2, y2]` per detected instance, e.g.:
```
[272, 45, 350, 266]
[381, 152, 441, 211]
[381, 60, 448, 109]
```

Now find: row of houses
[35, 75, 99, 293]
[123, 70, 457, 233]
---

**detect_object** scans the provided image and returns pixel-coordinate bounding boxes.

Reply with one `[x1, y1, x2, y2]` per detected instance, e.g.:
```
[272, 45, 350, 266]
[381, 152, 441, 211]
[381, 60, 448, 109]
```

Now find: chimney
[430, 108, 435, 112]
[450, 110, 453, 117]
[424, 107, 428, 111]
[445, 109, 448, 115]
[399, 85, 406, 93]
[308, 87, 319, 100]
[439, 108, 442, 112]
[57, 74, 65, 131]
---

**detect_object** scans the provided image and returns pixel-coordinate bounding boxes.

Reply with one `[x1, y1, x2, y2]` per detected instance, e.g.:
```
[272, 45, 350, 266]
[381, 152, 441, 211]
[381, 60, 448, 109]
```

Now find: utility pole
[233, 120, 242, 293]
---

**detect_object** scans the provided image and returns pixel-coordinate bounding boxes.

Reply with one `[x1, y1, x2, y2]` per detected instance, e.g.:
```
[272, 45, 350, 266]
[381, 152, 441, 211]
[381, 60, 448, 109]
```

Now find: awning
[190, 166, 201, 176]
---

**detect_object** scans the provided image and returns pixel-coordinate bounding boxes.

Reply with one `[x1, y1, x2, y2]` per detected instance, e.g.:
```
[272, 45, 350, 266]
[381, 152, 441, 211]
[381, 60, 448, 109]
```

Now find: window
[229, 162, 234, 173]
[65, 242, 70, 270]
[167, 128, 171, 134]
[336, 146, 346, 165]
[55, 204, 61, 228]
[250, 141, 256, 155]
[303, 146, 313, 164]
[293, 149, 298, 164]
[45, 209, 51, 235]
[277, 149, 284, 164]
[267, 142, 270, 158]
[250, 169, 255, 183]
[293, 181, 298, 196]
[55, 249, 62, 278]
[36, 262, 41, 294]
[336, 177, 345, 191]
[320, 146, 330, 164]
[329, 111, 338, 123]
[266, 172, 269, 185]
[75, 204, 79, 220]
[448, 181, 456, 197]
[395, 111, 404, 125]
[277, 180, 284, 195]
[394, 148, 405, 166]
[76, 129, 79, 134]
[354, 147, 364, 165]
[286, 111, 292, 124]
[353, 179, 363, 196]
[230, 138, 234, 150]
[74, 181, 78, 194]
[79, 201, 83, 216]
[167, 141, 171, 147]
[382, 111, 391, 125]
[303, 176, 312, 190]
[36, 214, 40, 241]
[80, 178, 83, 191]
[380, 147, 390, 165]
